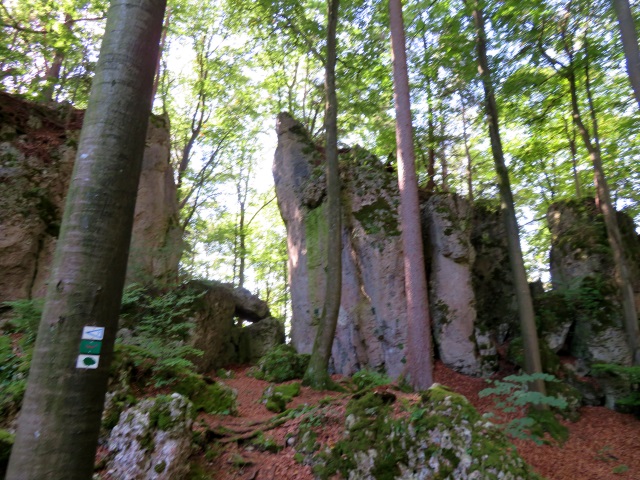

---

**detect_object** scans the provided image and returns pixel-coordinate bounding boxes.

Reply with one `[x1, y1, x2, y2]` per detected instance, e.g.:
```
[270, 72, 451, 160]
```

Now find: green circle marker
[83, 357, 97, 366]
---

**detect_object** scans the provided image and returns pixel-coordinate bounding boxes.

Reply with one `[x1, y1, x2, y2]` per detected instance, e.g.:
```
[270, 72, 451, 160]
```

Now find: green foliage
[2, 299, 43, 347]
[118, 283, 205, 386]
[0, 299, 42, 421]
[592, 363, 640, 416]
[173, 373, 237, 416]
[251, 345, 310, 383]
[250, 432, 282, 453]
[0, 428, 15, 461]
[351, 369, 392, 391]
[480, 373, 569, 445]
[261, 382, 301, 413]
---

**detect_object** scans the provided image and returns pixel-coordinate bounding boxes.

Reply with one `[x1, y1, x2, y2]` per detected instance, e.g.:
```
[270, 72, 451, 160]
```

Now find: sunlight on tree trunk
[469, 0, 545, 394]
[303, 0, 341, 391]
[389, 0, 434, 390]
[613, 0, 640, 110]
[6, 1, 166, 478]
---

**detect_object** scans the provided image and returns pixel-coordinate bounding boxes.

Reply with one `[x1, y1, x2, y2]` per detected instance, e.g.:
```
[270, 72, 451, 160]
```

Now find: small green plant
[613, 464, 629, 474]
[592, 363, 640, 416]
[480, 372, 568, 445]
[117, 283, 205, 387]
[0, 299, 43, 419]
[351, 369, 391, 391]
[250, 432, 282, 453]
[251, 345, 310, 383]
[261, 382, 301, 413]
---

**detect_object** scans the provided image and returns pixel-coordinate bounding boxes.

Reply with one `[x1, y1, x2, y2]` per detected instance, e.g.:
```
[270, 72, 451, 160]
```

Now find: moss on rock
[310, 385, 542, 480]
[251, 344, 310, 383]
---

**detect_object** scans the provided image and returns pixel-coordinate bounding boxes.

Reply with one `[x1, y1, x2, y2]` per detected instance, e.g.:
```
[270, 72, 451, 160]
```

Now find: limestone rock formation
[470, 201, 519, 349]
[547, 198, 640, 367]
[105, 393, 193, 480]
[274, 112, 407, 377]
[423, 193, 491, 376]
[186, 280, 282, 371]
[243, 316, 286, 363]
[0, 92, 181, 304]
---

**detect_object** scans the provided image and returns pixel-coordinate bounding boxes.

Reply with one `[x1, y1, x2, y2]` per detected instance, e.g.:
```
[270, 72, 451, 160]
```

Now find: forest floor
[191, 362, 640, 480]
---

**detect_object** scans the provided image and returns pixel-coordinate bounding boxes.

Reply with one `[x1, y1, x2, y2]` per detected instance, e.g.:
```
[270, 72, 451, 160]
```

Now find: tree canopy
[2, 0, 639, 313]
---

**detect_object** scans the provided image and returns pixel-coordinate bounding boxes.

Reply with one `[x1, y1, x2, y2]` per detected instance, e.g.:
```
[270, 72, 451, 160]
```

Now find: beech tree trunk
[303, 0, 341, 390]
[6, 1, 166, 478]
[613, 0, 640, 109]
[389, 0, 434, 390]
[470, 0, 545, 393]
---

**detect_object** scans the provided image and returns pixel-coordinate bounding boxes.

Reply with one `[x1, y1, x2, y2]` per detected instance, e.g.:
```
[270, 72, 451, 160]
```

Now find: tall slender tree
[303, 0, 341, 390]
[613, 0, 640, 109]
[6, 1, 166, 478]
[389, 0, 434, 390]
[468, 0, 545, 393]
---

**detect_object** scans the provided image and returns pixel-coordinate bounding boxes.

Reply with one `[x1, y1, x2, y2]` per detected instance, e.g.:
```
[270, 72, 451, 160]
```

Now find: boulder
[105, 393, 192, 480]
[305, 385, 541, 479]
[470, 200, 518, 347]
[187, 281, 237, 372]
[274, 113, 407, 377]
[242, 317, 286, 363]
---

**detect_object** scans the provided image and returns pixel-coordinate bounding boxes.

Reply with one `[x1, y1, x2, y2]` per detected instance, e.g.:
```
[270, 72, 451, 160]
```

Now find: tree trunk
[40, 13, 73, 103]
[613, 0, 640, 109]
[470, 0, 545, 393]
[303, 0, 341, 390]
[6, 1, 166, 478]
[461, 97, 474, 202]
[426, 78, 436, 192]
[389, 0, 434, 390]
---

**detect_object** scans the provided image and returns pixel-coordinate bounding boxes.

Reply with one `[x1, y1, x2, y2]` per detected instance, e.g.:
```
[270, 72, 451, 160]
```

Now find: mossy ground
[251, 344, 310, 383]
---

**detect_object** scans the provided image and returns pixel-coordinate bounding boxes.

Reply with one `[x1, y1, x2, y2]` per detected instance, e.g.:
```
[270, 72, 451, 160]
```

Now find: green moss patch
[251, 345, 310, 383]
[308, 385, 541, 479]
[174, 374, 237, 416]
[262, 382, 301, 413]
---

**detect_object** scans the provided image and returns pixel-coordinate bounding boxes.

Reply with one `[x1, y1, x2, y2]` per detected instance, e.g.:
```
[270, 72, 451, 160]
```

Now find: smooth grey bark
[6, 1, 166, 479]
[303, 0, 341, 390]
[470, 0, 545, 393]
[389, 0, 434, 390]
[613, 0, 640, 109]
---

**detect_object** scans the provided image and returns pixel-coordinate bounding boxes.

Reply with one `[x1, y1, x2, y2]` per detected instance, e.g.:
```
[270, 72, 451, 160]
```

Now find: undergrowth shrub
[592, 363, 640, 416]
[480, 372, 569, 445]
[117, 283, 205, 387]
[250, 344, 310, 382]
[0, 299, 43, 420]
[351, 369, 391, 391]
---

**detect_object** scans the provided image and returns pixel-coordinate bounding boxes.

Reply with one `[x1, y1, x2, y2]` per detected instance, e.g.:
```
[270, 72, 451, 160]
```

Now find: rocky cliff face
[273, 113, 640, 381]
[0, 93, 182, 303]
[273, 113, 517, 378]
[274, 112, 407, 377]
[547, 198, 640, 368]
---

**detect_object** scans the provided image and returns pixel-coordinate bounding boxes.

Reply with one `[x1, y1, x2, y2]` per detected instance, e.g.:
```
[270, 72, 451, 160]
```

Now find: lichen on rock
[308, 385, 541, 480]
[105, 393, 193, 480]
